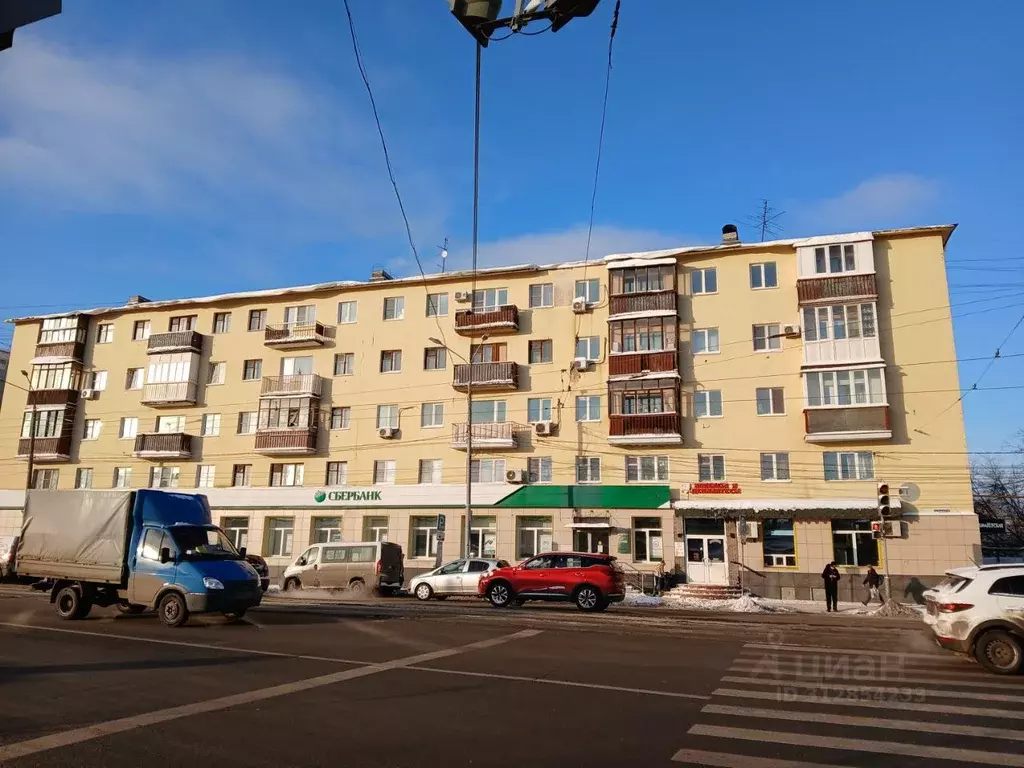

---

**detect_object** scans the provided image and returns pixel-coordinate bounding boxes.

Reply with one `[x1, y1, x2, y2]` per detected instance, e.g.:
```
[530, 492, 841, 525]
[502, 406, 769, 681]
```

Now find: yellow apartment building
[0, 223, 980, 600]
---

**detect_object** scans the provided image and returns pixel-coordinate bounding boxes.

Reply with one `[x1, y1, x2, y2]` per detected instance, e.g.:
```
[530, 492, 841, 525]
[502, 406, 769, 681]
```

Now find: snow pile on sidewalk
[873, 599, 923, 617]
[622, 587, 663, 607]
[659, 588, 785, 613]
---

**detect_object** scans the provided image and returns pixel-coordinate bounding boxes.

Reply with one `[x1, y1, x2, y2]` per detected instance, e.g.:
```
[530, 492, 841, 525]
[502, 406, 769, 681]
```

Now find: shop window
[762, 519, 796, 567]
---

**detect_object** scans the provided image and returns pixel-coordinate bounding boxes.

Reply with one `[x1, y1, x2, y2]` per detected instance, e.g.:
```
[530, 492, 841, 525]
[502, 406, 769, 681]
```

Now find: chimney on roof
[370, 268, 394, 282]
[126, 295, 150, 306]
[721, 224, 740, 245]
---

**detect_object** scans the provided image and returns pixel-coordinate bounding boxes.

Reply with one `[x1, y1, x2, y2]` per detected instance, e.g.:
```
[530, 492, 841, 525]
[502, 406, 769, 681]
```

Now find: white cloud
[789, 174, 941, 234]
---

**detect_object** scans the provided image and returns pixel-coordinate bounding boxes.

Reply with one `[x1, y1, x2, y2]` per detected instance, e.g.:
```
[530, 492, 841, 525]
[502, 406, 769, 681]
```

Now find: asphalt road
[0, 587, 1019, 768]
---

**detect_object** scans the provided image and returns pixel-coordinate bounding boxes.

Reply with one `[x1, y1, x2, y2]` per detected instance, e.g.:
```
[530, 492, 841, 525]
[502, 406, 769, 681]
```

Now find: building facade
[0, 224, 980, 599]
[0, 348, 8, 407]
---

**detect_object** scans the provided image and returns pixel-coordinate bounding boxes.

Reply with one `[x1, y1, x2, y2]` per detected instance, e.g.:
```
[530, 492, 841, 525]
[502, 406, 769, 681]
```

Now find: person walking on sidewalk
[862, 566, 884, 606]
[821, 561, 841, 612]
[656, 560, 668, 593]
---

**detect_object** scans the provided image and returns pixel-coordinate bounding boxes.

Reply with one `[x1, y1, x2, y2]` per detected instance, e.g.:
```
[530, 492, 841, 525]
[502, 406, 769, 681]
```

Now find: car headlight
[203, 577, 225, 590]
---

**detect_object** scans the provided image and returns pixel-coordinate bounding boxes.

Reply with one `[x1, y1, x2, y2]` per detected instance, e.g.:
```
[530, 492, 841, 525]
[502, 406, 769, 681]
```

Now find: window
[425, 293, 448, 317]
[377, 404, 399, 430]
[119, 417, 138, 440]
[258, 397, 314, 431]
[150, 466, 180, 489]
[132, 320, 151, 341]
[337, 301, 358, 324]
[31, 469, 58, 490]
[374, 460, 397, 485]
[168, 315, 197, 332]
[242, 359, 262, 381]
[157, 415, 186, 433]
[698, 454, 726, 482]
[528, 283, 553, 308]
[383, 297, 405, 320]
[418, 459, 442, 484]
[330, 407, 351, 430]
[575, 336, 600, 360]
[232, 464, 252, 487]
[207, 362, 226, 385]
[308, 517, 340, 545]
[75, 468, 94, 489]
[760, 452, 790, 481]
[283, 304, 316, 326]
[86, 370, 107, 391]
[197, 465, 216, 488]
[29, 362, 76, 391]
[832, 520, 878, 566]
[221, 517, 249, 549]
[424, 347, 447, 370]
[38, 317, 82, 344]
[763, 519, 796, 567]
[620, 389, 671, 415]
[753, 323, 782, 351]
[692, 328, 720, 354]
[626, 455, 669, 482]
[802, 304, 877, 342]
[363, 516, 389, 542]
[270, 463, 304, 487]
[618, 266, 673, 294]
[96, 323, 114, 343]
[237, 412, 257, 434]
[243, 309, 266, 333]
[576, 456, 601, 483]
[691, 267, 718, 295]
[814, 244, 857, 275]
[421, 402, 444, 428]
[756, 387, 785, 415]
[471, 399, 507, 423]
[470, 458, 506, 483]
[471, 342, 506, 362]
[990, 576, 1024, 596]
[610, 317, 676, 353]
[823, 451, 874, 481]
[749, 262, 779, 289]
[575, 278, 600, 304]
[465, 517, 497, 558]
[334, 353, 355, 376]
[806, 369, 885, 407]
[325, 462, 348, 487]
[145, 353, 194, 389]
[125, 368, 144, 390]
[472, 287, 508, 311]
[201, 413, 221, 436]
[380, 350, 402, 373]
[694, 390, 723, 418]
[265, 518, 295, 557]
[576, 395, 601, 422]
[529, 339, 553, 364]
[527, 397, 552, 423]
[21, 408, 65, 439]
[633, 517, 663, 562]
[528, 457, 553, 484]
[212, 312, 231, 334]
[113, 467, 132, 488]
[516, 516, 553, 559]
[83, 419, 102, 440]
[410, 516, 439, 558]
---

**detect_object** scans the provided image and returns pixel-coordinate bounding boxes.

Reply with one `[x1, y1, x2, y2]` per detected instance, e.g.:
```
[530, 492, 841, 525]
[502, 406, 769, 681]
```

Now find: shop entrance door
[684, 518, 728, 585]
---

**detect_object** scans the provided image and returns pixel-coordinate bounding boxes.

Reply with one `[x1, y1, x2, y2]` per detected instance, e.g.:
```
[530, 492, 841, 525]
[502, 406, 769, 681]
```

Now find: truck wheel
[116, 603, 146, 615]
[975, 630, 1023, 675]
[55, 585, 90, 620]
[158, 592, 190, 628]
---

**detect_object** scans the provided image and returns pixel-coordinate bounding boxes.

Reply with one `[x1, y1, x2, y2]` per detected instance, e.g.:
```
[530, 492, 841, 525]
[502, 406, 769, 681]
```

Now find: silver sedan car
[411, 558, 509, 600]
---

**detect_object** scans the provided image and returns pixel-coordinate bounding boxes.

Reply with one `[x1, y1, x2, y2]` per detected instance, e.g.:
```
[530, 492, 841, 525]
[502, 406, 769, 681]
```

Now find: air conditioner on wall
[505, 469, 527, 484]
[782, 324, 801, 338]
[454, 291, 471, 302]
[573, 357, 591, 372]
[571, 297, 588, 314]
[80, 389, 97, 400]
[534, 421, 555, 436]
[740, 521, 759, 540]
[378, 427, 396, 439]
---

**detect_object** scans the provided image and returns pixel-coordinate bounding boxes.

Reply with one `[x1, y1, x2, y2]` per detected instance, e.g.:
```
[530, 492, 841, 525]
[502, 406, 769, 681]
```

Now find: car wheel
[487, 582, 513, 608]
[975, 630, 1024, 675]
[116, 603, 146, 615]
[574, 585, 602, 612]
[158, 592, 189, 628]
[348, 579, 367, 598]
[283, 578, 301, 592]
[55, 585, 90, 620]
[415, 583, 433, 601]
[223, 609, 247, 621]
[593, 599, 610, 612]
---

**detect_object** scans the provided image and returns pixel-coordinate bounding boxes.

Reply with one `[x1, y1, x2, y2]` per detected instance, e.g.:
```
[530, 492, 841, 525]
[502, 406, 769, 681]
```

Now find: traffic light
[449, 0, 503, 47]
[871, 521, 883, 540]
[877, 482, 891, 517]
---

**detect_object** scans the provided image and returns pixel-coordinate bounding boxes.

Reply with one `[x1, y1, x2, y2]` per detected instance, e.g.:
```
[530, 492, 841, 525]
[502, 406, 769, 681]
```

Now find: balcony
[608, 350, 678, 378]
[141, 381, 199, 407]
[17, 435, 72, 462]
[264, 322, 329, 348]
[133, 432, 194, 459]
[803, 336, 882, 367]
[798, 274, 877, 304]
[451, 421, 518, 451]
[147, 330, 204, 354]
[255, 427, 319, 455]
[608, 412, 683, 445]
[454, 305, 519, 335]
[608, 291, 677, 317]
[32, 339, 85, 363]
[28, 388, 80, 408]
[452, 362, 519, 391]
[261, 374, 324, 398]
[804, 406, 892, 442]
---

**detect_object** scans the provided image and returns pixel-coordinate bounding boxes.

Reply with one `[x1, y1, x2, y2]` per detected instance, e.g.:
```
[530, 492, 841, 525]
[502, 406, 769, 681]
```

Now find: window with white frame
[380, 350, 402, 373]
[363, 516, 389, 542]
[418, 459, 442, 484]
[831, 520, 879, 566]
[472, 287, 508, 311]
[753, 323, 782, 351]
[270, 463, 304, 487]
[576, 456, 601, 483]
[760, 452, 790, 481]
[516, 516, 552, 559]
[312, 517, 342, 544]
[610, 317, 676, 353]
[265, 517, 294, 557]
[756, 387, 786, 415]
[334, 353, 355, 376]
[207, 362, 226, 385]
[96, 323, 114, 343]
[150, 466, 180, 489]
[814, 243, 857, 275]
[470, 458, 506, 483]
[221, 517, 249, 549]
[87, 370, 108, 391]
[421, 402, 444, 428]
[132, 320, 151, 341]
[237, 411, 257, 434]
[527, 397, 552, 423]
[377, 404, 399, 429]
[383, 297, 405, 320]
[330, 407, 351, 430]
[424, 347, 446, 370]
[113, 467, 132, 488]
[763, 519, 796, 567]
[806, 368, 885, 407]
[169, 315, 197, 332]
[528, 283, 553, 308]
[690, 267, 718, 295]
[823, 451, 874, 481]
[75, 468, 94, 489]
[326, 462, 348, 486]
[232, 464, 252, 487]
[527, 457, 552, 483]
[626, 455, 669, 482]
[471, 399, 507, 423]
[374, 460, 396, 485]
[157, 414, 186, 433]
[337, 300, 357, 324]
[694, 390, 723, 418]
[633, 517, 663, 562]
[119, 417, 138, 440]
[283, 305, 315, 326]
[618, 266, 672, 294]
[258, 398, 312, 433]
[32, 469, 59, 490]
[802, 304, 876, 342]
[749, 262, 778, 289]
[575, 278, 600, 303]
[83, 419, 102, 440]
[575, 336, 600, 360]
[201, 413, 221, 436]
[466, 516, 497, 558]
[410, 516, 438, 558]
[31, 362, 78, 390]
[22, 408, 65, 439]
[576, 395, 600, 421]
[197, 465, 216, 488]
[425, 293, 448, 317]
[692, 328, 719, 354]
[145, 353, 193, 388]
[38, 316, 82, 344]
[697, 454, 726, 481]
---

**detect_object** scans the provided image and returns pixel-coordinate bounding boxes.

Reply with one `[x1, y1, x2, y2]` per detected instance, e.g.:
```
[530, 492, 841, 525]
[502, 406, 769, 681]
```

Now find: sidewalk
[623, 588, 924, 620]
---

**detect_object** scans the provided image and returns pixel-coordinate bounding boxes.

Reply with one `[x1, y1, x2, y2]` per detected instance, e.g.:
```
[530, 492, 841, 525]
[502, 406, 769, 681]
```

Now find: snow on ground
[623, 586, 924, 616]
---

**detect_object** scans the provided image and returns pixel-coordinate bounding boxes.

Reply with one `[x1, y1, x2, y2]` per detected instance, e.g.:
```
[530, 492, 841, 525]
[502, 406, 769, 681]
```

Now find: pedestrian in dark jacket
[821, 562, 841, 612]
[862, 566, 884, 606]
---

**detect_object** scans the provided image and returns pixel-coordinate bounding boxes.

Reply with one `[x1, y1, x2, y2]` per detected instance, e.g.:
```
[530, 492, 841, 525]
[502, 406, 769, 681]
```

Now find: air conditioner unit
[782, 324, 801, 338]
[80, 389, 97, 400]
[454, 291, 471, 303]
[378, 427, 397, 439]
[740, 521, 759, 540]
[534, 421, 555, 437]
[571, 297, 588, 314]
[573, 357, 591, 372]
[505, 469, 527, 484]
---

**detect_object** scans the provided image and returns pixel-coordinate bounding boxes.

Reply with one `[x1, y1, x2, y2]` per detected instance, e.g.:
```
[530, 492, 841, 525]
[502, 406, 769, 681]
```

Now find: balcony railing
[797, 274, 878, 304]
[141, 380, 199, 406]
[451, 421, 518, 450]
[452, 362, 519, 391]
[33, 339, 86, 363]
[609, 291, 677, 317]
[28, 388, 81, 408]
[804, 406, 891, 442]
[264, 322, 328, 348]
[608, 350, 678, 377]
[803, 336, 882, 367]
[147, 330, 204, 354]
[454, 305, 519, 335]
[254, 427, 319, 455]
[261, 374, 324, 398]
[133, 432, 194, 458]
[17, 435, 72, 462]
[608, 412, 682, 444]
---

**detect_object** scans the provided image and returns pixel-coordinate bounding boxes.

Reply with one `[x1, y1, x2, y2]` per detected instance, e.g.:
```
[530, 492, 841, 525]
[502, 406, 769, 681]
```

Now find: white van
[281, 541, 404, 597]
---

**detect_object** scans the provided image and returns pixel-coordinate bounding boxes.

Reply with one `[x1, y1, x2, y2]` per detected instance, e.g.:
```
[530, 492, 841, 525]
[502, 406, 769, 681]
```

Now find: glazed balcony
[804, 406, 892, 443]
[803, 336, 882, 367]
[17, 435, 72, 462]
[147, 330, 204, 354]
[264, 322, 329, 348]
[452, 362, 519, 391]
[133, 432, 194, 459]
[608, 350, 678, 377]
[141, 380, 199, 407]
[454, 306, 519, 335]
[608, 291, 677, 317]
[451, 421, 518, 451]
[260, 374, 324, 398]
[798, 274, 877, 304]
[27, 388, 80, 408]
[254, 427, 319, 455]
[608, 412, 683, 445]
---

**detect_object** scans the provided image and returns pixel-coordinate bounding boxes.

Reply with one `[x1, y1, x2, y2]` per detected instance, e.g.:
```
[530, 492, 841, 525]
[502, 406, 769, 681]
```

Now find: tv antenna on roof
[744, 199, 785, 242]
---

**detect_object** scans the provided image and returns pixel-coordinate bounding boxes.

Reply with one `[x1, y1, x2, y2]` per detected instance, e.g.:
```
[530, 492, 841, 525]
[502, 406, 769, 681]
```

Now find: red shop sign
[688, 482, 741, 495]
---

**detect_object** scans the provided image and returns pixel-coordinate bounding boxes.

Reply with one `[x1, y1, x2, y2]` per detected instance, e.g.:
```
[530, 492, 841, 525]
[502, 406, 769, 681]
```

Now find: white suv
[923, 564, 1024, 674]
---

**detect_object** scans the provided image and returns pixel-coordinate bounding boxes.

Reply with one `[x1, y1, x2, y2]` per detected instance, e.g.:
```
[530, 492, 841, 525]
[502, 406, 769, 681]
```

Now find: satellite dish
[898, 482, 920, 503]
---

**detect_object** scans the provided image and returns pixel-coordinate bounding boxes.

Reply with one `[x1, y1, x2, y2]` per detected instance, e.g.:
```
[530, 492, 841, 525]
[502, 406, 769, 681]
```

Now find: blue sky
[1, 1, 1022, 452]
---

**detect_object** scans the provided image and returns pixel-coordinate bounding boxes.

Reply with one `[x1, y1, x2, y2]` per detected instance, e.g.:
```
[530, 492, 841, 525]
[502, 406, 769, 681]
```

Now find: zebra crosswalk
[672, 641, 1024, 767]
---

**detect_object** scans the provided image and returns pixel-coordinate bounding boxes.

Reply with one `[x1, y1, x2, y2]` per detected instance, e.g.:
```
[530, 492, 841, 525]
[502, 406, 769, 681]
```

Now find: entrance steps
[667, 584, 747, 600]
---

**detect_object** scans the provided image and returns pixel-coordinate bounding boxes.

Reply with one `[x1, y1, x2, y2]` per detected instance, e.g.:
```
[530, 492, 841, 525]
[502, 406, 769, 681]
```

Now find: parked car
[478, 552, 625, 612]
[923, 564, 1024, 674]
[281, 541, 404, 596]
[245, 553, 270, 592]
[411, 558, 509, 600]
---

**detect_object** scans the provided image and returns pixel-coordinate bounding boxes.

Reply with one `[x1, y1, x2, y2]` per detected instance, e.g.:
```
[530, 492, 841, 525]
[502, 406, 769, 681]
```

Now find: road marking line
[0, 628, 541, 762]
[713, 687, 1024, 720]
[703, 703, 1024, 742]
[719, 677, 1024, 704]
[688, 724, 1024, 767]
[725, 666, 1023, 690]
[743, 642, 945, 660]
[671, 747, 852, 767]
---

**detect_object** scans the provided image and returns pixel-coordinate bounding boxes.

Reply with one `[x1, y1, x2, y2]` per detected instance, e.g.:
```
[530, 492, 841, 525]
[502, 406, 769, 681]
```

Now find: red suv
[478, 552, 625, 612]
